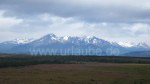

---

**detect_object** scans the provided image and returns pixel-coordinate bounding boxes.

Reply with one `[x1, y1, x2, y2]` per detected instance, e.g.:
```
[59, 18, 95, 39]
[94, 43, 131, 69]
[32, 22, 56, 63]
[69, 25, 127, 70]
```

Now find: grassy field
[0, 63, 150, 84]
[0, 54, 150, 84]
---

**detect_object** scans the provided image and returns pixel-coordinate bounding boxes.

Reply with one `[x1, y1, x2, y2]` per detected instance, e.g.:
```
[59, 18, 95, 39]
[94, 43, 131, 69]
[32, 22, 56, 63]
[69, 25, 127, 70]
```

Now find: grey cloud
[1, 0, 150, 23]
[0, 0, 150, 45]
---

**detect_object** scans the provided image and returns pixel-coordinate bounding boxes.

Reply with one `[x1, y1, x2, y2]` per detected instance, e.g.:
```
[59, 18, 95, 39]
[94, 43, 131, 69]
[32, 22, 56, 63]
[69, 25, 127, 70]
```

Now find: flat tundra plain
[0, 62, 150, 84]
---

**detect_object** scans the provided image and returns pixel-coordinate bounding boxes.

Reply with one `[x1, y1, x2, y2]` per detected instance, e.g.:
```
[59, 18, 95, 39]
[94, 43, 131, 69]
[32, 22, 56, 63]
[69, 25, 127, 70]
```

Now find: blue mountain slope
[0, 33, 149, 56]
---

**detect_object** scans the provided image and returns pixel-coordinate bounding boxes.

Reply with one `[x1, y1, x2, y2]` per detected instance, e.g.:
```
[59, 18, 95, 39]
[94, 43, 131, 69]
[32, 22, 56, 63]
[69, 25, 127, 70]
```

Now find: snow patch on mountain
[116, 42, 150, 48]
[0, 33, 149, 49]
[63, 36, 69, 40]
[117, 42, 136, 47]
[2, 38, 34, 44]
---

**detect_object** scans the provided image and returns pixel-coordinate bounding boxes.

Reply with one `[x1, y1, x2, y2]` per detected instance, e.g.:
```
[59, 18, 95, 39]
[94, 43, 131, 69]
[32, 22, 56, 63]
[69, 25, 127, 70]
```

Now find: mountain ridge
[0, 33, 149, 56]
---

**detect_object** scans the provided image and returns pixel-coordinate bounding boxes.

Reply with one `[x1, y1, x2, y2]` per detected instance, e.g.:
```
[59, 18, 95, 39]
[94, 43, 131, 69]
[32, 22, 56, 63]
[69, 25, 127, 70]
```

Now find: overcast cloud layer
[0, 0, 149, 44]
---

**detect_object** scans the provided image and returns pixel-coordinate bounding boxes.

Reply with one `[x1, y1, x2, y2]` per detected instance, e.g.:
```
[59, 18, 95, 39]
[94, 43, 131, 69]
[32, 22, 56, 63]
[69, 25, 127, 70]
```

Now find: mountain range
[0, 33, 150, 56]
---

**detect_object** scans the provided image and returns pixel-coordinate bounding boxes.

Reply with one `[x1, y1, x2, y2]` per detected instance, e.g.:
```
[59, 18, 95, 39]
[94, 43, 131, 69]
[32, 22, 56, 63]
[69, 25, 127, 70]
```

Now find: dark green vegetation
[1, 54, 150, 84]
[1, 54, 150, 68]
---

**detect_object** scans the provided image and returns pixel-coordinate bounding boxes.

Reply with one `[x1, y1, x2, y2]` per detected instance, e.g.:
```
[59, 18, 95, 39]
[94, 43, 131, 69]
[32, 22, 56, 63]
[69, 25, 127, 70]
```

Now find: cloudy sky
[0, 0, 150, 44]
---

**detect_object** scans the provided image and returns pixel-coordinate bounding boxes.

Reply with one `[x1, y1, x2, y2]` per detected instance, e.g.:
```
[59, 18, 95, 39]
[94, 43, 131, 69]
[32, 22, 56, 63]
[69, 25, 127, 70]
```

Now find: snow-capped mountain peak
[38, 33, 58, 41]
[136, 42, 150, 48]
[0, 33, 150, 55]
[117, 42, 136, 47]
[2, 38, 34, 44]
[41, 33, 56, 39]
[63, 36, 69, 40]
[82, 36, 110, 45]
[86, 36, 96, 39]
[1, 34, 149, 49]
[33, 33, 60, 44]
[116, 41, 150, 48]
[14, 38, 34, 44]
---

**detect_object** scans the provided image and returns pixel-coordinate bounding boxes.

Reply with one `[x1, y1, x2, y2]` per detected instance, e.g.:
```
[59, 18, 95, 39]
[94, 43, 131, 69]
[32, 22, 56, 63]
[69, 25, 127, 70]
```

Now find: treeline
[0, 54, 150, 68]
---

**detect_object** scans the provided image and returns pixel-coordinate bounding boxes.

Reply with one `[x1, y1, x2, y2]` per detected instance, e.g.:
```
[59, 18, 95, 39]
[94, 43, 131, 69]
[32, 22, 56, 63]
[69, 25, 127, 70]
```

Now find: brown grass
[0, 63, 150, 84]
